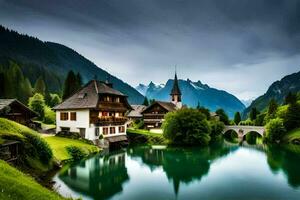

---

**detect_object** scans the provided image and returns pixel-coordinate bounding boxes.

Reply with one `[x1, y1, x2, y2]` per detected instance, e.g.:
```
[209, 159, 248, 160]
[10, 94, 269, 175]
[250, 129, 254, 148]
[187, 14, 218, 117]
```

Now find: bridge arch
[223, 125, 265, 139]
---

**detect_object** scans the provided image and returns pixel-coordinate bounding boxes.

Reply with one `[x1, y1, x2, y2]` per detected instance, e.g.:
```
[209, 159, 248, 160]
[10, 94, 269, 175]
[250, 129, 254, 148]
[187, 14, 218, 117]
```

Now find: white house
[53, 80, 132, 144]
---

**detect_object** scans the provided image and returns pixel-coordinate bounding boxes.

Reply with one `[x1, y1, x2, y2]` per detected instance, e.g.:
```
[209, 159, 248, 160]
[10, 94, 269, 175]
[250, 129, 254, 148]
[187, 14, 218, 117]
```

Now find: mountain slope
[243, 71, 300, 118]
[0, 25, 144, 104]
[137, 79, 245, 118]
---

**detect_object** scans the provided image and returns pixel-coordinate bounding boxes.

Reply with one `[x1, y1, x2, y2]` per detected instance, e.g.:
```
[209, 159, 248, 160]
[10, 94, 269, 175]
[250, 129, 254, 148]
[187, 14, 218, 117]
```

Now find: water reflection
[127, 143, 236, 194]
[58, 150, 129, 200]
[54, 142, 300, 200]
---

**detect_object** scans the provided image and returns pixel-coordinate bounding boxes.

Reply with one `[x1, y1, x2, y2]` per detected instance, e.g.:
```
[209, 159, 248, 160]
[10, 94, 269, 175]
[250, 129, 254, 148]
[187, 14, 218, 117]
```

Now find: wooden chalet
[0, 99, 37, 126]
[53, 80, 132, 146]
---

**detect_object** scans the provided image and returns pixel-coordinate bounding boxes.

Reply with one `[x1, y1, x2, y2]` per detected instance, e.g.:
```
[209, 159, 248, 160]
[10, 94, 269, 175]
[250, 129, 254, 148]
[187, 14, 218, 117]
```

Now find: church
[142, 72, 183, 131]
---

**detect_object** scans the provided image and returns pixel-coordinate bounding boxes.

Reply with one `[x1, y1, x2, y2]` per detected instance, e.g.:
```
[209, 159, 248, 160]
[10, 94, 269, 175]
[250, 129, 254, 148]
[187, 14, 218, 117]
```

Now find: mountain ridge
[0, 25, 144, 104]
[136, 78, 245, 118]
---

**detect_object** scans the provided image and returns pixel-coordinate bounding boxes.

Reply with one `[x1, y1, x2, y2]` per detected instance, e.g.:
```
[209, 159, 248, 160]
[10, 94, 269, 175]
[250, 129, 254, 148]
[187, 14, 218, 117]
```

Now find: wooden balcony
[91, 116, 128, 126]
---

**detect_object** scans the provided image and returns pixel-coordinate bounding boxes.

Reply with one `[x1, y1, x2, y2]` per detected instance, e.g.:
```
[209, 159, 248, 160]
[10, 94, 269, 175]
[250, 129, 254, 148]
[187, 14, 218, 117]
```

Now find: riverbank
[43, 136, 100, 163]
[127, 128, 168, 145]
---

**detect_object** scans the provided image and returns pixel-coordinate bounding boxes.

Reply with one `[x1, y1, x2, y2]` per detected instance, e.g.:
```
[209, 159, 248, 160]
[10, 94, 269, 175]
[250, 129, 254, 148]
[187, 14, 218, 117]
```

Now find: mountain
[243, 71, 300, 118]
[0, 25, 144, 104]
[241, 99, 253, 107]
[137, 79, 245, 118]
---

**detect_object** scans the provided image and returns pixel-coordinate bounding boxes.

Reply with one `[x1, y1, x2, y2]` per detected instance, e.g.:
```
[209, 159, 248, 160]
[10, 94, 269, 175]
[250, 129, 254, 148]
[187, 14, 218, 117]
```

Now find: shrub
[49, 93, 61, 107]
[66, 146, 87, 161]
[265, 118, 286, 143]
[43, 106, 55, 124]
[209, 120, 225, 142]
[28, 93, 45, 120]
[239, 119, 254, 126]
[21, 131, 53, 164]
[163, 108, 211, 146]
[255, 113, 266, 126]
[56, 131, 81, 139]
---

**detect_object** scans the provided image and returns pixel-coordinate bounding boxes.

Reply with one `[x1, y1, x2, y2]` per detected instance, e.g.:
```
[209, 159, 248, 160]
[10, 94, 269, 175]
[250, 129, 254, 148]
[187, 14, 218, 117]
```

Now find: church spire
[170, 70, 182, 108]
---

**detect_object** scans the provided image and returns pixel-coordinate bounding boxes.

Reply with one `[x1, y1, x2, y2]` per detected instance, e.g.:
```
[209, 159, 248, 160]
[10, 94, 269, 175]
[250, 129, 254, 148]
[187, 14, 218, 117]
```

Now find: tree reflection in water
[58, 150, 129, 200]
[266, 145, 300, 188]
[127, 142, 236, 194]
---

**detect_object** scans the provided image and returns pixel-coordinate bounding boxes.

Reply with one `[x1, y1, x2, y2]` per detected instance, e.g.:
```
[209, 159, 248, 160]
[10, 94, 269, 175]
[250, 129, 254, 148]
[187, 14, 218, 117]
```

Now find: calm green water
[53, 142, 300, 200]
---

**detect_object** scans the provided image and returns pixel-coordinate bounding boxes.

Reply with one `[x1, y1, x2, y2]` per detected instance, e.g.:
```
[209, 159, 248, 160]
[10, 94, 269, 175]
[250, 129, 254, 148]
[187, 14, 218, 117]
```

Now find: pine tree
[267, 99, 278, 116]
[216, 109, 230, 125]
[34, 76, 46, 96]
[143, 97, 149, 106]
[21, 78, 33, 103]
[76, 72, 83, 88]
[250, 107, 259, 121]
[234, 112, 241, 125]
[62, 70, 78, 100]
[284, 92, 297, 105]
[0, 72, 5, 98]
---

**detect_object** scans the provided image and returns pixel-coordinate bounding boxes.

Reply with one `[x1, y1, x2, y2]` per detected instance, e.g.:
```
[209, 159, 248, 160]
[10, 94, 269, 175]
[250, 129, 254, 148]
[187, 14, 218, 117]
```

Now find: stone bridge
[223, 125, 265, 139]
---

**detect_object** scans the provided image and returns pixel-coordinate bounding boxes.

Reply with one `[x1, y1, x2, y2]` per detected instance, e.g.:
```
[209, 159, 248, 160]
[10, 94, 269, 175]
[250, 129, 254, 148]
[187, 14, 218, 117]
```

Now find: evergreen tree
[76, 72, 83, 88]
[283, 98, 300, 131]
[234, 112, 241, 125]
[284, 92, 297, 105]
[0, 72, 5, 98]
[250, 107, 259, 121]
[62, 70, 78, 100]
[34, 76, 46, 96]
[21, 78, 33, 103]
[143, 97, 149, 106]
[268, 99, 278, 116]
[216, 109, 230, 125]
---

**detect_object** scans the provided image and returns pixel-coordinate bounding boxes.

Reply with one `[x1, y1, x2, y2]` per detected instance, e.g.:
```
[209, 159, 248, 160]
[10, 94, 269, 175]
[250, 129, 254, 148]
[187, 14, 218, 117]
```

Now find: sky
[0, 0, 300, 101]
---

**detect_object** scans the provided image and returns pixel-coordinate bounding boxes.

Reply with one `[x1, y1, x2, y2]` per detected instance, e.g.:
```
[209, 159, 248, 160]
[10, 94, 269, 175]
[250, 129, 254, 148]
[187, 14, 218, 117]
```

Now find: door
[79, 128, 86, 139]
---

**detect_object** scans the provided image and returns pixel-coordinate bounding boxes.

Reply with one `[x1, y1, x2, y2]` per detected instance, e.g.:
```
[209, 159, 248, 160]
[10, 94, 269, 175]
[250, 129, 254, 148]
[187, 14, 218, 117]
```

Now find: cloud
[0, 0, 300, 100]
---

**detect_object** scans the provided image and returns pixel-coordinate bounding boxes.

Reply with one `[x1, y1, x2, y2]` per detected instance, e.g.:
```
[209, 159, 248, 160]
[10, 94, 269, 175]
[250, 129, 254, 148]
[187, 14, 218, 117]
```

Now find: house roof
[142, 101, 177, 114]
[53, 80, 129, 110]
[0, 99, 37, 117]
[127, 105, 147, 118]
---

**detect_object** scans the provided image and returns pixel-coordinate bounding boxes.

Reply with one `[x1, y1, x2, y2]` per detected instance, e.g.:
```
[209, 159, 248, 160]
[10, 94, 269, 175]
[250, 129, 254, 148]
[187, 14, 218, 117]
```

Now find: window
[95, 128, 100, 136]
[119, 126, 125, 133]
[115, 97, 120, 103]
[110, 127, 116, 134]
[101, 112, 109, 117]
[60, 112, 68, 121]
[70, 112, 76, 121]
[103, 127, 109, 135]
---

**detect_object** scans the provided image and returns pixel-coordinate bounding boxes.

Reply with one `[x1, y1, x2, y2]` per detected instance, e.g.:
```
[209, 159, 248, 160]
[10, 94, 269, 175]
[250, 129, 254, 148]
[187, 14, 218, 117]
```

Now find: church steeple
[170, 71, 182, 108]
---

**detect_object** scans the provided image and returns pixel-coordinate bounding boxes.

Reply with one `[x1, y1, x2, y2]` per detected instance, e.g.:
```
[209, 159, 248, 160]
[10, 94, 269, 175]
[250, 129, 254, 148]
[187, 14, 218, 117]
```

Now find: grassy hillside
[0, 118, 53, 171]
[44, 136, 99, 162]
[0, 160, 66, 200]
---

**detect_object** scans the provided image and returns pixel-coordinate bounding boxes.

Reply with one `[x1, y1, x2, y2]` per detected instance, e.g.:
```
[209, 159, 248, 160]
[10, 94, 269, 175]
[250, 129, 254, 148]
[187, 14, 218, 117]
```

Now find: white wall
[56, 109, 127, 141]
[56, 109, 90, 133]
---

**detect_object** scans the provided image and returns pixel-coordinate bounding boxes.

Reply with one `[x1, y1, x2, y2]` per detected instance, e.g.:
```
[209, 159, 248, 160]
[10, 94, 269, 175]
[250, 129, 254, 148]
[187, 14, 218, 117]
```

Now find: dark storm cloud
[0, 0, 300, 100]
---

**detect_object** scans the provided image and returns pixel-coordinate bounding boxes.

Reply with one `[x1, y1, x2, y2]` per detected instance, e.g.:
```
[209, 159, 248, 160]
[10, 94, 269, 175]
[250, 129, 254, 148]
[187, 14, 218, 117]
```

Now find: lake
[53, 142, 300, 200]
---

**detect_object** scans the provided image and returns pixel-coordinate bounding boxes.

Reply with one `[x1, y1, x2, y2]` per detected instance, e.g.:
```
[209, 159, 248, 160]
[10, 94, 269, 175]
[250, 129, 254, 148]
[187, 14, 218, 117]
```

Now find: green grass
[0, 118, 53, 171]
[44, 136, 100, 162]
[0, 160, 66, 200]
[127, 128, 168, 144]
[33, 120, 56, 130]
[283, 128, 300, 143]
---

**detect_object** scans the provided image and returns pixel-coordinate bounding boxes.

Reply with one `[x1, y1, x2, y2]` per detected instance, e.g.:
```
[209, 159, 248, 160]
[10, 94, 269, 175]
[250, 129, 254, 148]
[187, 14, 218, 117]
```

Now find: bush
[255, 113, 266, 126]
[239, 119, 254, 126]
[43, 106, 55, 124]
[265, 118, 286, 143]
[163, 108, 211, 146]
[66, 146, 87, 161]
[28, 93, 45, 120]
[49, 93, 61, 107]
[209, 120, 225, 142]
[56, 131, 81, 139]
[21, 131, 53, 164]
